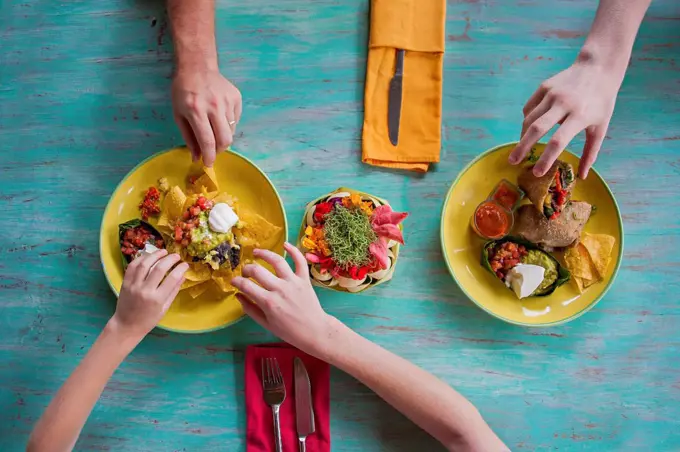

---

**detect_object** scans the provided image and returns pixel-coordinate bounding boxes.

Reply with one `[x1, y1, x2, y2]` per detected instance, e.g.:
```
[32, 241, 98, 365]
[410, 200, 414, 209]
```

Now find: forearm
[167, 0, 218, 73]
[28, 322, 139, 452]
[319, 318, 507, 452]
[580, 0, 652, 72]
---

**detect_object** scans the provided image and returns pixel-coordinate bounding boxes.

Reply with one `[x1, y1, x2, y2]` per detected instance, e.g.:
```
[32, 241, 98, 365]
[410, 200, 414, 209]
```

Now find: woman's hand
[232, 243, 335, 357]
[172, 69, 242, 167]
[110, 250, 189, 340]
[509, 53, 625, 179]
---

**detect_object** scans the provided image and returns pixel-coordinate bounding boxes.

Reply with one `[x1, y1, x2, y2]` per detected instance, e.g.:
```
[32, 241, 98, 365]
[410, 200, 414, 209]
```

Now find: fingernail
[533, 166, 544, 177]
[509, 155, 518, 164]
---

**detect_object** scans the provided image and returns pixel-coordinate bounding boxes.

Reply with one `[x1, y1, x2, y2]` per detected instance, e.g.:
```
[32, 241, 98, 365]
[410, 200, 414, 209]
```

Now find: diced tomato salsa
[174, 196, 214, 247]
[489, 242, 528, 280]
[473, 201, 512, 239]
[139, 186, 161, 221]
[121, 226, 164, 258]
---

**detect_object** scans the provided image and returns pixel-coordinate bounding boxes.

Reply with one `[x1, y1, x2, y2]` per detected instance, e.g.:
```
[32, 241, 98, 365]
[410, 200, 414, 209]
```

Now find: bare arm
[27, 251, 188, 452]
[27, 324, 139, 452]
[321, 319, 507, 451]
[232, 243, 507, 452]
[168, 0, 242, 167]
[510, 0, 652, 179]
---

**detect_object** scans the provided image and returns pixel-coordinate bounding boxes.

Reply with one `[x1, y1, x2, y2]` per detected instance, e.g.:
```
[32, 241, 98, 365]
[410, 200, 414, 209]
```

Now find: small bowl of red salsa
[471, 200, 514, 240]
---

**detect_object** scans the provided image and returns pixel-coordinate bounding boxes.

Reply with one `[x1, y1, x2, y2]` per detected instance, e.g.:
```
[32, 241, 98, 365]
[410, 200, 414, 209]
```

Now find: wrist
[104, 317, 146, 352]
[313, 315, 350, 363]
[175, 50, 219, 75]
[576, 45, 628, 80]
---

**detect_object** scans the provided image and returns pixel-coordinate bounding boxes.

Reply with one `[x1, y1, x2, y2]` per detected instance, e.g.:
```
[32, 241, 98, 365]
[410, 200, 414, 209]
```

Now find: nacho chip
[236, 207, 283, 250]
[185, 263, 211, 282]
[202, 167, 219, 191]
[212, 192, 236, 206]
[564, 244, 597, 281]
[212, 266, 236, 293]
[582, 233, 615, 279]
[188, 281, 211, 298]
[574, 276, 585, 293]
[164, 186, 187, 220]
[191, 174, 218, 194]
[181, 279, 205, 290]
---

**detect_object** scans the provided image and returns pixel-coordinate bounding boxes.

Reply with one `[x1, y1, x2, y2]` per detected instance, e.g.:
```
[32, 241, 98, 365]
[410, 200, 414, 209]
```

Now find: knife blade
[294, 357, 315, 451]
[388, 49, 405, 146]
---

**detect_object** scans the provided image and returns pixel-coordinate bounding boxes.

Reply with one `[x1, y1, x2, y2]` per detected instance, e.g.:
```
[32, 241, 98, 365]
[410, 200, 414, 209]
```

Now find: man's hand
[509, 53, 624, 179]
[172, 69, 242, 167]
[232, 243, 335, 356]
[110, 250, 189, 339]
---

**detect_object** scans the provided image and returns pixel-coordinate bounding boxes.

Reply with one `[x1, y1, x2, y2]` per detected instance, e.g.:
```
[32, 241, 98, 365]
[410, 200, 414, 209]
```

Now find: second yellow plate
[99, 147, 288, 333]
[441, 142, 623, 327]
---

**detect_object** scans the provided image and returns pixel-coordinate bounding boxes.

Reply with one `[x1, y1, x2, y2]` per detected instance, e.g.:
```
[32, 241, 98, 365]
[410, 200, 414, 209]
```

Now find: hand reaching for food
[509, 54, 625, 179]
[111, 250, 188, 339]
[232, 243, 336, 356]
[172, 69, 242, 167]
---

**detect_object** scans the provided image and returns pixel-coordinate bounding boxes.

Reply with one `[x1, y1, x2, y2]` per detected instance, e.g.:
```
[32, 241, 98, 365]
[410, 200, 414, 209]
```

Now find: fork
[262, 357, 286, 452]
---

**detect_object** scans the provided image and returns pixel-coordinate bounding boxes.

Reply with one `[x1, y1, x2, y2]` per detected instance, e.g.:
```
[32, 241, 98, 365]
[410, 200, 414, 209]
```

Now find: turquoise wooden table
[2, 0, 679, 450]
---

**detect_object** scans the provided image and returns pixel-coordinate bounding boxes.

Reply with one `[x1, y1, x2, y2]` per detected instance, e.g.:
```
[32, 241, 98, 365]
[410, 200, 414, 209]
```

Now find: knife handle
[299, 437, 307, 452]
[395, 49, 405, 76]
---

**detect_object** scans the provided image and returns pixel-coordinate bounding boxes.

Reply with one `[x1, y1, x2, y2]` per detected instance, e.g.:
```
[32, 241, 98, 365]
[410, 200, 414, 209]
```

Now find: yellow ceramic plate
[441, 142, 623, 327]
[100, 147, 287, 333]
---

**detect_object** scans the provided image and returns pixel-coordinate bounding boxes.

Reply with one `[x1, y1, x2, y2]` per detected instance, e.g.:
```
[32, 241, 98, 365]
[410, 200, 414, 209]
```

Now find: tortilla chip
[564, 244, 597, 281]
[181, 279, 205, 290]
[212, 266, 237, 293]
[188, 281, 210, 299]
[582, 233, 615, 279]
[202, 167, 219, 191]
[185, 263, 211, 282]
[192, 174, 218, 193]
[236, 207, 283, 250]
[212, 192, 236, 206]
[574, 276, 584, 293]
[164, 186, 187, 220]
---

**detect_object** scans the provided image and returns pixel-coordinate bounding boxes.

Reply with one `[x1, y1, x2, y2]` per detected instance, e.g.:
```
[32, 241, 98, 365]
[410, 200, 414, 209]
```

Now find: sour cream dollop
[209, 203, 239, 233]
[505, 264, 545, 299]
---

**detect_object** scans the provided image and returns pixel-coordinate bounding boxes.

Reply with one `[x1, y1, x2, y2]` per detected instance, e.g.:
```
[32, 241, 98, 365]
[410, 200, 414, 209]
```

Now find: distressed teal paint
[1, 0, 679, 450]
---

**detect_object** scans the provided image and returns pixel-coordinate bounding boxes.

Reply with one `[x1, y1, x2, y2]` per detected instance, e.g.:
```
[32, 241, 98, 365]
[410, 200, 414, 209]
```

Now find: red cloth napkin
[245, 343, 331, 452]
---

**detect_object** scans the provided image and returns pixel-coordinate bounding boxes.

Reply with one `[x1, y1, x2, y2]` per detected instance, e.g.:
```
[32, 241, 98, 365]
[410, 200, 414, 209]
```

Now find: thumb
[236, 294, 269, 327]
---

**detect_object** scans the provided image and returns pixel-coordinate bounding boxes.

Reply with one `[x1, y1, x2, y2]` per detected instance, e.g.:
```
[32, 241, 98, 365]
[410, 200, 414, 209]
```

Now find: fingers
[209, 111, 233, 154]
[175, 114, 200, 162]
[236, 293, 268, 327]
[520, 96, 550, 139]
[158, 262, 189, 298]
[234, 100, 242, 127]
[232, 276, 271, 306]
[580, 125, 606, 179]
[145, 253, 182, 288]
[511, 106, 566, 166]
[534, 115, 584, 176]
[131, 250, 168, 285]
[161, 275, 185, 311]
[226, 107, 237, 138]
[253, 248, 295, 279]
[522, 83, 548, 117]
[241, 263, 282, 291]
[284, 242, 309, 278]
[188, 114, 217, 167]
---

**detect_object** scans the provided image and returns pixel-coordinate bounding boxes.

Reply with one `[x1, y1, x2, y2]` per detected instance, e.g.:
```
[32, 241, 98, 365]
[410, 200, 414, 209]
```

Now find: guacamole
[187, 211, 233, 257]
[521, 249, 557, 295]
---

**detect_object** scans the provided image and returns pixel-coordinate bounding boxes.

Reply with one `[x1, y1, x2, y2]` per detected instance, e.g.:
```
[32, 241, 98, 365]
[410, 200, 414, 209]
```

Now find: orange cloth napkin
[362, 0, 446, 172]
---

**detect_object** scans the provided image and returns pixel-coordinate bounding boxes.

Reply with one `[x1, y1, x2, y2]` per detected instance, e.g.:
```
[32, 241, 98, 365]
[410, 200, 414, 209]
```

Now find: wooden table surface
[2, 0, 679, 450]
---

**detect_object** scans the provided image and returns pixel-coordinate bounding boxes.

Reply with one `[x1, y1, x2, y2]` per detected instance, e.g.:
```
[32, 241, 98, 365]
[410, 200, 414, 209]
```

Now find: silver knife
[388, 49, 405, 146]
[294, 357, 315, 452]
